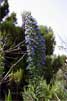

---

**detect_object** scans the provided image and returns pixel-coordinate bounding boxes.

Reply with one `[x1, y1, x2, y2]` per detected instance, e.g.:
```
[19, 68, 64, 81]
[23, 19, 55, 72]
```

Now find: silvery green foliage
[22, 11, 45, 69]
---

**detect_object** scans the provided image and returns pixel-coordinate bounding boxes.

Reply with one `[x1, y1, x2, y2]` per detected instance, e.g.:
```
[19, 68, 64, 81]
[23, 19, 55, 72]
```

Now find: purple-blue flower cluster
[22, 11, 46, 68]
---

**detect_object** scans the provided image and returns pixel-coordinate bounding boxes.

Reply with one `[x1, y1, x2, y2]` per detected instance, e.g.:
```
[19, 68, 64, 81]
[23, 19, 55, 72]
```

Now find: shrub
[23, 77, 67, 101]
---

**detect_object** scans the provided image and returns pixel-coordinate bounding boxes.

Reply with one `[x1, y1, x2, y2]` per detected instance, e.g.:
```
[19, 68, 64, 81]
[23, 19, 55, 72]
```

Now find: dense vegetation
[0, 0, 67, 101]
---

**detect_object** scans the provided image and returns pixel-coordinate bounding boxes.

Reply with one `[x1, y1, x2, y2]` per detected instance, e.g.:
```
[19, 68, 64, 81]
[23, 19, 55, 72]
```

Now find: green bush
[44, 55, 65, 84]
[23, 77, 67, 101]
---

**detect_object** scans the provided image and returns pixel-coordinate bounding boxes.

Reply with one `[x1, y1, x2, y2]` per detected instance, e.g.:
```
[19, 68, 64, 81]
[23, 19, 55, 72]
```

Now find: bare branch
[4, 48, 22, 53]
[6, 40, 25, 50]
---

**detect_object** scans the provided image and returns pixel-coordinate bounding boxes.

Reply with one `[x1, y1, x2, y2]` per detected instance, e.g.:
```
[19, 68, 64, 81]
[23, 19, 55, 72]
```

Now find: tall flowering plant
[22, 11, 45, 72]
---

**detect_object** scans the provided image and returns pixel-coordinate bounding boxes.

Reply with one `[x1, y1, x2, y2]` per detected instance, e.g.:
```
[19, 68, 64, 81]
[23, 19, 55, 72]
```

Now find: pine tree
[0, 2, 26, 100]
[0, 0, 9, 78]
[0, 0, 9, 22]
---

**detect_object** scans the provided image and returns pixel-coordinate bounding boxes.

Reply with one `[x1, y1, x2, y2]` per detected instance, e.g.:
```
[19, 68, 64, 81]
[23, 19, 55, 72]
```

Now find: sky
[8, 0, 67, 55]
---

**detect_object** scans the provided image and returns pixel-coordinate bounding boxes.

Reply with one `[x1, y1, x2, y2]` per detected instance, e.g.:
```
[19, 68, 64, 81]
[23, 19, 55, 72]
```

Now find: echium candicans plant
[22, 11, 45, 75]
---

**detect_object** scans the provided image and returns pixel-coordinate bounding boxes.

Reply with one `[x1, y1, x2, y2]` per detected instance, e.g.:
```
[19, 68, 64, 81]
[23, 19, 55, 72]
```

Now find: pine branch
[7, 40, 25, 50]
[5, 56, 18, 60]
[0, 40, 25, 53]
[3, 40, 25, 53]
[4, 48, 22, 53]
